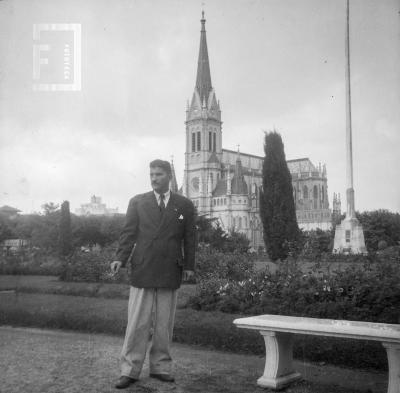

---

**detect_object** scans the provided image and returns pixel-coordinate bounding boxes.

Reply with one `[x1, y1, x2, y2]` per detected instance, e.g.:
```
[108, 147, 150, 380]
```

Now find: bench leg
[257, 331, 302, 390]
[382, 342, 400, 393]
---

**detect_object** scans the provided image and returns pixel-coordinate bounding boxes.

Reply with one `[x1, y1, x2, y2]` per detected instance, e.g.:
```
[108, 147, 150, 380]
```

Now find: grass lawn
[0, 288, 387, 372]
[1, 326, 379, 393]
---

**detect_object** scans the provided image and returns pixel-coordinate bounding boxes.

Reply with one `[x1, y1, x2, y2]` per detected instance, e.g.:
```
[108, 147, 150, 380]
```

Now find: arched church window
[192, 133, 196, 152]
[244, 217, 248, 228]
[197, 132, 201, 151]
[238, 217, 242, 229]
[313, 185, 318, 209]
[213, 133, 216, 152]
[209, 132, 212, 151]
[303, 185, 308, 199]
[321, 185, 325, 202]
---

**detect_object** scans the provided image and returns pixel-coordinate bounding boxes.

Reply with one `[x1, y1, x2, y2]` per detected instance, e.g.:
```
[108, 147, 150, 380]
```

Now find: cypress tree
[59, 200, 72, 256]
[260, 131, 299, 261]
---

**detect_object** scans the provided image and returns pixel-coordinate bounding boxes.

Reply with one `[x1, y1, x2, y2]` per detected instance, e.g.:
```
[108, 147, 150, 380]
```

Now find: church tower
[183, 12, 222, 214]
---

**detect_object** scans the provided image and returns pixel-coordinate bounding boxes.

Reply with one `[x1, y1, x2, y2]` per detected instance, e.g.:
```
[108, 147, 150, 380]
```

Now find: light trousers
[120, 286, 178, 379]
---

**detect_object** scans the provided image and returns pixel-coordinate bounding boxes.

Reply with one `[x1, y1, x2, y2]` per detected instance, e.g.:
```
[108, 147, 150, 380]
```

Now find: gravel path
[0, 326, 386, 393]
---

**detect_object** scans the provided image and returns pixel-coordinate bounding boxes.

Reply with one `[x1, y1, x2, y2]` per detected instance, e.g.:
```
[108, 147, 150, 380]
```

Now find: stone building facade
[75, 195, 118, 216]
[180, 14, 338, 249]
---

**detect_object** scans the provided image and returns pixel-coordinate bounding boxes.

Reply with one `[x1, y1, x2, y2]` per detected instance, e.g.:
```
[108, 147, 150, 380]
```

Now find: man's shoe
[150, 373, 175, 383]
[115, 376, 137, 389]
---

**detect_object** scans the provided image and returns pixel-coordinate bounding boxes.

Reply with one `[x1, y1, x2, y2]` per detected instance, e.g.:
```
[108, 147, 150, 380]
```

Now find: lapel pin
[178, 214, 184, 220]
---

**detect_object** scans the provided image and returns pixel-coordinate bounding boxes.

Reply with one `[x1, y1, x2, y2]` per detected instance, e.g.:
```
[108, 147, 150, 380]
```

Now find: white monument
[333, 0, 367, 254]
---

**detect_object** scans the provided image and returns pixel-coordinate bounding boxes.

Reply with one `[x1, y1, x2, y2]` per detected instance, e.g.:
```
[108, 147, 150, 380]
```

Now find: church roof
[212, 179, 227, 197]
[195, 12, 213, 105]
[231, 154, 248, 195]
[222, 148, 263, 161]
[286, 158, 316, 173]
[207, 152, 220, 164]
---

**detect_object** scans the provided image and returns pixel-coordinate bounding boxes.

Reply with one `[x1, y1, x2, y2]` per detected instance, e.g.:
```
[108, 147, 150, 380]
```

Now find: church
[177, 13, 340, 249]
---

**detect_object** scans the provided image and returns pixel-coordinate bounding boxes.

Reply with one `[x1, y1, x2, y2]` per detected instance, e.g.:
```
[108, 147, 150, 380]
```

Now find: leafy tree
[300, 229, 334, 259]
[195, 215, 250, 253]
[59, 201, 72, 256]
[224, 230, 251, 253]
[0, 217, 15, 242]
[356, 210, 400, 251]
[30, 217, 59, 251]
[72, 216, 107, 248]
[260, 131, 299, 261]
[100, 215, 126, 245]
[196, 215, 227, 248]
[41, 202, 59, 215]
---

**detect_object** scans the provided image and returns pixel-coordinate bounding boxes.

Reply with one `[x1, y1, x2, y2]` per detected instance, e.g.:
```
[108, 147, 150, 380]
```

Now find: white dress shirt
[154, 189, 171, 208]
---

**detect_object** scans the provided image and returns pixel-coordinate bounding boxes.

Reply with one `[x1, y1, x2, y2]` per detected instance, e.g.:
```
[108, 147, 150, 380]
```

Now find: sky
[0, 0, 399, 215]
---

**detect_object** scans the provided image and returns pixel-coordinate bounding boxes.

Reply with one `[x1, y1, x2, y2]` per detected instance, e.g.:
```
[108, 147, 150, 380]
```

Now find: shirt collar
[154, 189, 171, 200]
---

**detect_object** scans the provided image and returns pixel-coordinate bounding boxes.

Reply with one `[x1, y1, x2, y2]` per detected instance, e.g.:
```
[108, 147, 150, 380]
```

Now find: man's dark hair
[149, 159, 172, 176]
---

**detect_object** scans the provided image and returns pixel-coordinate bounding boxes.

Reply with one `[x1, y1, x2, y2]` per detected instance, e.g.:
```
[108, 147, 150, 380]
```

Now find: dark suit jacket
[116, 191, 196, 289]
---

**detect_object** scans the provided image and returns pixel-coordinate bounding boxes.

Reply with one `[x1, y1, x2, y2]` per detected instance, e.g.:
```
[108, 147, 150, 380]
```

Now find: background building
[75, 195, 118, 216]
[181, 14, 338, 249]
[0, 205, 21, 220]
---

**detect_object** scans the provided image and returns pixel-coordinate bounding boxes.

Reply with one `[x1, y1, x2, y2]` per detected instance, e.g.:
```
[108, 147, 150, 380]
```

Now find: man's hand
[110, 261, 122, 275]
[182, 270, 195, 282]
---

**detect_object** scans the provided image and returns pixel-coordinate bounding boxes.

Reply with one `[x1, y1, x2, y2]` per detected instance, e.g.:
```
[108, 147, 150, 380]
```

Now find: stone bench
[233, 314, 400, 392]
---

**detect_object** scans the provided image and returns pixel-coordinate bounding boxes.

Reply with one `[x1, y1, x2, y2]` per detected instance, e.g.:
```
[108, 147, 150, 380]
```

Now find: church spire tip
[195, 9, 212, 105]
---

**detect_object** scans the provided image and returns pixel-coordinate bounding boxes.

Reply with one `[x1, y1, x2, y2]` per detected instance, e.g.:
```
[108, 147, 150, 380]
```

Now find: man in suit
[110, 159, 196, 389]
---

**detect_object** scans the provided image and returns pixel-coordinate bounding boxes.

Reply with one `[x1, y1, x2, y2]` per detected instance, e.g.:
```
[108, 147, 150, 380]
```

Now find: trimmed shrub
[0, 251, 63, 276]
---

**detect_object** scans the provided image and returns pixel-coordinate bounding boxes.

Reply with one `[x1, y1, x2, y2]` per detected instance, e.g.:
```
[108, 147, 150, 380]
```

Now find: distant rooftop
[0, 205, 21, 213]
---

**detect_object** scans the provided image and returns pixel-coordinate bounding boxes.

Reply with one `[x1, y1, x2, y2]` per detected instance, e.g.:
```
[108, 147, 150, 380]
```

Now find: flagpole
[345, 0, 355, 219]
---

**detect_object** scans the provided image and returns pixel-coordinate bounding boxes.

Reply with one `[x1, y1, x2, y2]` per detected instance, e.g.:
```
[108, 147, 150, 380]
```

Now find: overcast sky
[0, 0, 399, 215]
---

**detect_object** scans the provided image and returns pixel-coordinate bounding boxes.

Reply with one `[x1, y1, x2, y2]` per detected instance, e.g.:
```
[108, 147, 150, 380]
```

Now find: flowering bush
[195, 244, 255, 281]
[59, 247, 128, 283]
[189, 256, 400, 324]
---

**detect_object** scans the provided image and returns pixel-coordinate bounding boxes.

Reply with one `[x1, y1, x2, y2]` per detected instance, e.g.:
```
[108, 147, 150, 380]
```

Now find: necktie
[159, 193, 166, 213]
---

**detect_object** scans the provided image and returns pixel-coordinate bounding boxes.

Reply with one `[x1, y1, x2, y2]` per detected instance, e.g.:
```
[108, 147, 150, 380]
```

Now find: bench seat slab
[257, 331, 302, 389]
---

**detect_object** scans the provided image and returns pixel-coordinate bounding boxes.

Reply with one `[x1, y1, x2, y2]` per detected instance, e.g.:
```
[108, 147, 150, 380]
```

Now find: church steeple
[170, 157, 178, 193]
[184, 12, 222, 212]
[195, 11, 212, 104]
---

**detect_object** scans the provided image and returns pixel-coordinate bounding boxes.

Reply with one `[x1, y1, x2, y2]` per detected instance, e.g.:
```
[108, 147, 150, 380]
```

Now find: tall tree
[59, 201, 72, 256]
[41, 202, 60, 216]
[260, 131, 299, 261]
